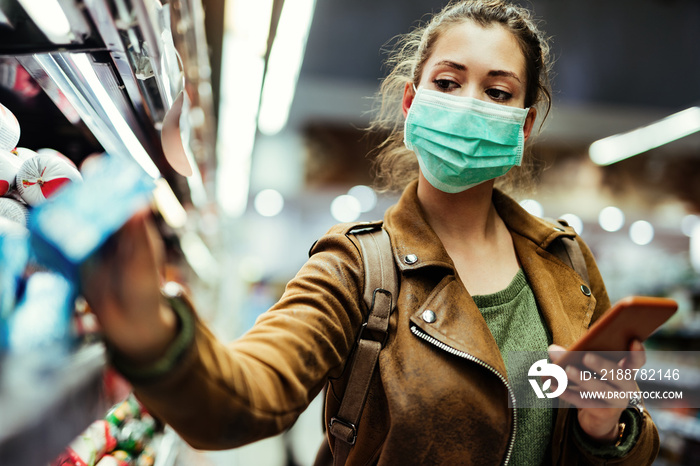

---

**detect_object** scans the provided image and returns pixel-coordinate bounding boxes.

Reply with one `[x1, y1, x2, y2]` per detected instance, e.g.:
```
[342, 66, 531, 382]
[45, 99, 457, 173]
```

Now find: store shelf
[0, 0, 217, 208]
[0, 343, 107, 466]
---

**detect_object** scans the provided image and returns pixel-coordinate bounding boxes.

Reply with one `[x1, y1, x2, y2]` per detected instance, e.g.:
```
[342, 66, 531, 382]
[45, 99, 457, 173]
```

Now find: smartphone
[555, 296, 678, 367]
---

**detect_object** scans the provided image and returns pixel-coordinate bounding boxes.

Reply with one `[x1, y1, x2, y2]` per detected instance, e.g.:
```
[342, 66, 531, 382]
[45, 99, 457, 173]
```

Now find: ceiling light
[331, 195, 361, 222]
[254, 189, 284, 217]
[599, 206, 625, 232]
[257, 0, 317, 135]
[18, 0, 73, 44]
[629, 220, 654, 246]
[216, 0, 274, 217]
[590, 106, 700, 165]
[348, 185, 377, 213]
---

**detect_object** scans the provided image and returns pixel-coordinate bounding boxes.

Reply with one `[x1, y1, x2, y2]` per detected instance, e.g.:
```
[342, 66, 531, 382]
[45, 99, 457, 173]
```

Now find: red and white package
[16, 152, 82, 205]
[0, 197, 28, 226]
[12, 146, 38, 162]
[0, 102, 20, 151]
[55, 420, 118, 466]
[0, 149, 24, 195]
[37, 148, 78, 168]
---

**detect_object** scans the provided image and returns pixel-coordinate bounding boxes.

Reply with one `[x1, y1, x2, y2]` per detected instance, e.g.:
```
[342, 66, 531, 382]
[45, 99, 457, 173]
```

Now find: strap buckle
[356, 321, 389, 348]
[329, 417, 357, 445]
[356, 288, 392, 347]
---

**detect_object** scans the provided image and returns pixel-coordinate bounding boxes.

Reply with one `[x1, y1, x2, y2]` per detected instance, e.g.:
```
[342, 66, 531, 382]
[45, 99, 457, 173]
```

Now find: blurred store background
[0, 0, 699, 465]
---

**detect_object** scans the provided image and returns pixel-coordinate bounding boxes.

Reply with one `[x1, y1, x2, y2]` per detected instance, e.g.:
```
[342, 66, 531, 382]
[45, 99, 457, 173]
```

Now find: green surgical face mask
[404, 87, 529, 193]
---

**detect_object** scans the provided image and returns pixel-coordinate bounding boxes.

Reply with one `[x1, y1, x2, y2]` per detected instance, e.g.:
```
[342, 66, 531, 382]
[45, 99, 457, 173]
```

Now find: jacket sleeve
[114, 226, 366, 450]
[555, 236, 660, 465]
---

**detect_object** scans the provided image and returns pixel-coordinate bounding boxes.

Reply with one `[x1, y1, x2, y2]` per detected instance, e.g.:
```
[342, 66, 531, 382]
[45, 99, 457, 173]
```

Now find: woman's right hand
[80, 209, 178, 364]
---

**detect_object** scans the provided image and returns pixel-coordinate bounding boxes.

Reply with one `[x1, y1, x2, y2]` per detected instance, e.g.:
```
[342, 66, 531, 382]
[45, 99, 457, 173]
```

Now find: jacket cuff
[573, 408, 641, 458]
[108, 291, 196, 383]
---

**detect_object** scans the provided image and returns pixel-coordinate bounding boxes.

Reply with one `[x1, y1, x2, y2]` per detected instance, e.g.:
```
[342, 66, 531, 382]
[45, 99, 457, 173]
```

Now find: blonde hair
[369, 0, 553, 193]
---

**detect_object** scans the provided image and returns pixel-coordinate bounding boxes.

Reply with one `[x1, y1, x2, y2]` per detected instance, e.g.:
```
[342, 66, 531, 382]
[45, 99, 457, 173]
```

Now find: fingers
[79, 209, 164, 315]
[547, 344, 566, 364]
[622, 340, 646, 369]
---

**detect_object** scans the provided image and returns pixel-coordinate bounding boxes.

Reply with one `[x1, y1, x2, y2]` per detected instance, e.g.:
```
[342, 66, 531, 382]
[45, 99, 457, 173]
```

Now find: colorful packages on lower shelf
[52, 394, 158, 466]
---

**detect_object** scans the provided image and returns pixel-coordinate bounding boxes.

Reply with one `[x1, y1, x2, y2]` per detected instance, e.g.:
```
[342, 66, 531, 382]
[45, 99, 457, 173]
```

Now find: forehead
[427, 20, 526, 78]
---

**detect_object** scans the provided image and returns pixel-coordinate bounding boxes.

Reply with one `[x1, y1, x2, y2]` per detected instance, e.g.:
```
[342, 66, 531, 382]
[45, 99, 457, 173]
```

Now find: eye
[433, 79, 460, 92]
[486, 88, 512, 101]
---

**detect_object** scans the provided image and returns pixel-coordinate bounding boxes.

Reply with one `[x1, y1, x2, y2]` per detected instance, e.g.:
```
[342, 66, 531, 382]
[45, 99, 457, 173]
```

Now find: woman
[81, 1, 659, 464]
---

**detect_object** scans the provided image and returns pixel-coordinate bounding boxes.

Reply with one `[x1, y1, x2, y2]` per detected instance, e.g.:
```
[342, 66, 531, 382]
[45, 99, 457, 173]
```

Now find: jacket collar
[491, 188, 577, 249]
[384, 180, 575, 273]
[384, 181, 590, 356]
[383, 181, 454, 273]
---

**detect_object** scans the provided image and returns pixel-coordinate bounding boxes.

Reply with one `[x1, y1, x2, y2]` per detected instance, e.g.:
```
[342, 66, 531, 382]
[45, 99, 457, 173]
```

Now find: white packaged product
[12, 146, 37, 162]
[0, 216, 28, 237]
[16, 152, 82, 205]
[0, 197, 28, 226]
[37, 147, 76, 166]
[0, 102, 20, 151]
[0, 149, 24, 195]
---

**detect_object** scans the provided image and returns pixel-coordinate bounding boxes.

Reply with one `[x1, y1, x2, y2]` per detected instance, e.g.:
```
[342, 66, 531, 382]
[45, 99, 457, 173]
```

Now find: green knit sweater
[473, 269, 640, 464]
[473, 268, 554, 465]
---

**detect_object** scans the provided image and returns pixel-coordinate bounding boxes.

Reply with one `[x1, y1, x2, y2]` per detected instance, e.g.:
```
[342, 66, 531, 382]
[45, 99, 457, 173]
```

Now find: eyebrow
[435, 60, 466, 71]
[488, 70, 522, 83]
[434, 60, 522, 83]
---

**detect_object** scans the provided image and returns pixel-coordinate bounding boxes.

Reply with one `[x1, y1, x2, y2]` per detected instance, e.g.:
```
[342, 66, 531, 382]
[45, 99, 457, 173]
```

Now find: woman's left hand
[548, 340, 645, 443]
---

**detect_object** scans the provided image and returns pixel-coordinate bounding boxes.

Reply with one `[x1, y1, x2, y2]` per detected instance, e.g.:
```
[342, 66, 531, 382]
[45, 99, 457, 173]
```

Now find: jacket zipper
[410, 325, 517, 466]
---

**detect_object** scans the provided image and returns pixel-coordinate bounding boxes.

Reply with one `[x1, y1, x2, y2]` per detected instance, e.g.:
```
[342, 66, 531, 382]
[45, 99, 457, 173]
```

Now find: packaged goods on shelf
[0, 101, 19, 151]
[12, 147, 36, 162]
[4, 271, 76, 354]
[28, 152, 155, 276]
[0, 149, 24, 195]
[16, 151, 83, 206]
[54, 420, 118, 466]
[0, 231, 29, 347]
[106, 396, 142, 428]
[0, 99, 155, 356]
[0, 196, 28, 226]
[52, 394, 160, 466]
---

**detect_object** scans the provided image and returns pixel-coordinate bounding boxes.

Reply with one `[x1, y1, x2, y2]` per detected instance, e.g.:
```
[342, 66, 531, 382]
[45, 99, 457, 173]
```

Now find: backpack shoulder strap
[355, 225, 399, 329]
[546, 218, 590, 288]
[326, 225, 397, 466]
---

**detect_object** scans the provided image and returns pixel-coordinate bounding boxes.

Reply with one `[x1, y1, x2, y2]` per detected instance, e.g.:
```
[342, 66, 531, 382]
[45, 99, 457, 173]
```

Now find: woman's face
[403, 19, 536, 137]
[404, 20, 530, 111]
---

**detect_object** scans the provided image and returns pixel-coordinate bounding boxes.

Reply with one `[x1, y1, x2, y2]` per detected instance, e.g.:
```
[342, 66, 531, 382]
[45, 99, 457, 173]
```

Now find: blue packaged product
[28, 154, 155, 278]
[0, 232, 30, 350]
[6, 271, 76, 353]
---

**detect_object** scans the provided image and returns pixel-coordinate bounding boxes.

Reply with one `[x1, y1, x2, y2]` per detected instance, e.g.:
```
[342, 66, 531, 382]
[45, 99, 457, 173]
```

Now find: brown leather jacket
[128, 182, 659, 465]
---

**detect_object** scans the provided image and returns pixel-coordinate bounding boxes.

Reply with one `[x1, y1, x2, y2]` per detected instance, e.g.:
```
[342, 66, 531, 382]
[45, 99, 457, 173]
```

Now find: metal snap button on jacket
[422, 310, 436, 323]
[580, 285, 592, 296]
[404, 254, 418, 265]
